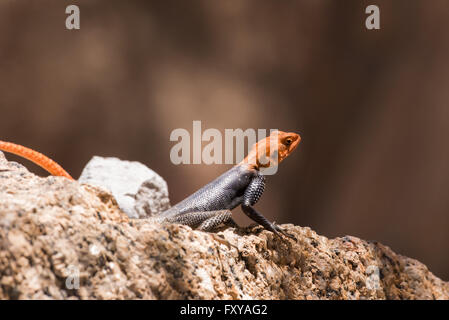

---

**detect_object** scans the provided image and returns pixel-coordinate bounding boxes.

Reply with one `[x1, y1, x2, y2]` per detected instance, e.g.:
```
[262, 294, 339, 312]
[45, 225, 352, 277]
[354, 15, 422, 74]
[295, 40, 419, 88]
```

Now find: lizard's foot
[273, 222, 297, 241]
[240, 204, 296, 242]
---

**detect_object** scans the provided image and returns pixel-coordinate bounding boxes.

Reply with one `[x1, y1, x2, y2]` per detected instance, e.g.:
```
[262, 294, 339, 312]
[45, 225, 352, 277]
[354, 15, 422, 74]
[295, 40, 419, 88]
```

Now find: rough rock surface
[78, 156, 170, 219]
[0, 151, 448, 300]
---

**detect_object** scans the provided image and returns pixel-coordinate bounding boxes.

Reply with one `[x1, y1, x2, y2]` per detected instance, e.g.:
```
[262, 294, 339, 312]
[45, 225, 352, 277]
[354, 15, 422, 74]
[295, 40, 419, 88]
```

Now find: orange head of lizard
[241, 130, 301, 169]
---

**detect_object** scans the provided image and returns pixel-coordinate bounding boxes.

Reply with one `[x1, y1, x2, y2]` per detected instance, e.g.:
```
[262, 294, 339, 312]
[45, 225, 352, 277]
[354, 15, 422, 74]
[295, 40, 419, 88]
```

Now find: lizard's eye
[285, 138, 292, 146]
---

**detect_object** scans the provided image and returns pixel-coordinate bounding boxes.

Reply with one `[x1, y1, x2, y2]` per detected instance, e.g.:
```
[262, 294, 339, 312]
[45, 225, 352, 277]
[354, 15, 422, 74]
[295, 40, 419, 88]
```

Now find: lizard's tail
[0, 140, 74, 180]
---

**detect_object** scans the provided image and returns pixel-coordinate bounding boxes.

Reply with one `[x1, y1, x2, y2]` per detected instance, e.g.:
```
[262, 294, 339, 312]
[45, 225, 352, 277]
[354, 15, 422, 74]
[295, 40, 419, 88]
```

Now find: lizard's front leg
[241, 205, 295, 240]
[241, 174, 296, 240]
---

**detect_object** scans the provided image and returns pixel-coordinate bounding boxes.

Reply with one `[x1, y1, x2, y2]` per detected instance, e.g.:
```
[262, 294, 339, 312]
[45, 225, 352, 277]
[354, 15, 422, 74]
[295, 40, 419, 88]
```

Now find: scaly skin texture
[0, 141, 73, 180]
[156, 131, 301, 239]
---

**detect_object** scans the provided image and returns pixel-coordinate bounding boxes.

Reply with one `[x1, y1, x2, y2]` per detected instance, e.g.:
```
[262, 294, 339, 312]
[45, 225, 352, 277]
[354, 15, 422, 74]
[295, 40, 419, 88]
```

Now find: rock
[0, 151, 448, 299]
[78, 156, 170, 219]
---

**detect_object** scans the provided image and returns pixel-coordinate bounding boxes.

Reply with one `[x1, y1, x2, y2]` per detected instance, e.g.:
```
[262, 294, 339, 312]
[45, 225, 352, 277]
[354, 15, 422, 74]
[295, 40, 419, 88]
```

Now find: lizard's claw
[273, 222, 297, 241]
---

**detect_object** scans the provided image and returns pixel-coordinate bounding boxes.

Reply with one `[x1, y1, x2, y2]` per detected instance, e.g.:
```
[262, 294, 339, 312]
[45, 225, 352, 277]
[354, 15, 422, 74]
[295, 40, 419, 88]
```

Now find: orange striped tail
[0, 140, 73, 180]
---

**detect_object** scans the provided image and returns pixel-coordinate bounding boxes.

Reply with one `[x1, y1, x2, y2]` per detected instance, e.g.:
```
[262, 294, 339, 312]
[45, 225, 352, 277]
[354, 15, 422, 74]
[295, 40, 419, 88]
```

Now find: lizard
[152, 130, 301, 240]
[0, 130, 301, 239]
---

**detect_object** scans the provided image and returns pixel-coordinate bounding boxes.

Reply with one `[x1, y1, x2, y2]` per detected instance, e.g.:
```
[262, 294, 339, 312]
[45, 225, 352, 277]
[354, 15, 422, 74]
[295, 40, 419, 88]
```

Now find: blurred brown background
[1, 0, 448, 280]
